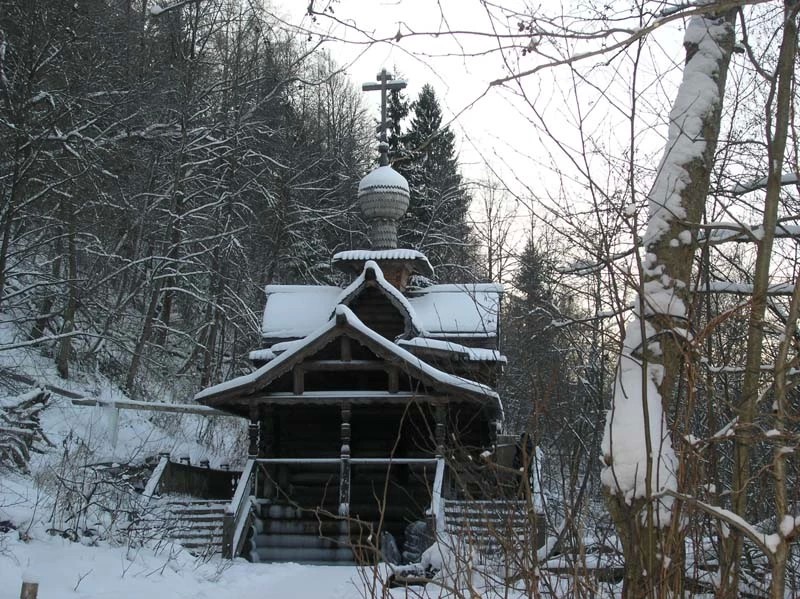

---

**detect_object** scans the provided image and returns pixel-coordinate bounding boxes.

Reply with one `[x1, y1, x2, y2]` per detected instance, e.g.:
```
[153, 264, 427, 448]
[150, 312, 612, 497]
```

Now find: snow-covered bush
[0, 389, 52, 472]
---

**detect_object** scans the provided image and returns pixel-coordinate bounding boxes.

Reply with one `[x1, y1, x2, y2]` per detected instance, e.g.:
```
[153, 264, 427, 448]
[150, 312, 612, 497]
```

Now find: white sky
[275, 1, 534, 173]
[270, 0, 689, 252]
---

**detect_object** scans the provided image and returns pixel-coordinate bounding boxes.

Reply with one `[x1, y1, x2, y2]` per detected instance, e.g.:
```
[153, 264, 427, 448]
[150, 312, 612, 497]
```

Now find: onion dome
[357, 164, 410, 249]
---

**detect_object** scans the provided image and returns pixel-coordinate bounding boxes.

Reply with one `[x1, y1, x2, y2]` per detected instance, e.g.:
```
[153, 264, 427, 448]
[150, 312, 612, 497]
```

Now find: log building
[194, 71, 511, 563]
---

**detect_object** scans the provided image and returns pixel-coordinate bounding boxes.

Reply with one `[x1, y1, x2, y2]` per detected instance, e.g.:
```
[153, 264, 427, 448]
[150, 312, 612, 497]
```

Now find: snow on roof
[332, 249, 434, 276]
[398, 337, 507, 363]
[248, 348, 275, 362]
[198, 305, 501, 410]
[358, 165, 409, 193]
[333, 249, 429, 262]
[261, 285, 341, 339]
[407, 283, 502, 337]
[261, 279, 503, 340]
[336, 260, 419, 331]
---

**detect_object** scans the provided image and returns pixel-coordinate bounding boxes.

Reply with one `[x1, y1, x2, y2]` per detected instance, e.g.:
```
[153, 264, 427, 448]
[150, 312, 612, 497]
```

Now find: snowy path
[1, 535, 372, 599]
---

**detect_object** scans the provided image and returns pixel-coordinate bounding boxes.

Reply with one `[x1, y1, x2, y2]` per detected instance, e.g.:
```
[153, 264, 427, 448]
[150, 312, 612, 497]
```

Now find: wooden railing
[430, 457, 446, 532]
[141, 455, 169, 504]
[253, 457, 439, 524]
[222, 458, 256, 559]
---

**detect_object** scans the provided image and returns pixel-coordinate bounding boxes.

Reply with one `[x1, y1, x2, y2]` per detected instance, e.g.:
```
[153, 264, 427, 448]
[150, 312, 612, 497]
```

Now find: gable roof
[260, 275, 503, 341]
[196, 305, 501, 414]
[336, 260, 419, 337]
[405, 284, 502, 338]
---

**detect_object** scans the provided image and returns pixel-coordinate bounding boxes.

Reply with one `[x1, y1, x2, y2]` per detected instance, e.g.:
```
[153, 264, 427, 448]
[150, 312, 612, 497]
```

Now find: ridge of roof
[335, 260, 420, 335]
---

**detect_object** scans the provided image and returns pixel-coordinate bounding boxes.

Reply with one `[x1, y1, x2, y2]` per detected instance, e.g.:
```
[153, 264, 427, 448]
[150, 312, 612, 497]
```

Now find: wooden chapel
[194, 70, 507, 564]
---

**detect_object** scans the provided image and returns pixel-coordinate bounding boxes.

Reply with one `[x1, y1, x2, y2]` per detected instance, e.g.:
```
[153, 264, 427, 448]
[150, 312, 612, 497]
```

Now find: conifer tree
[502, 236, 561, 430]
[393, 84, 476, 280]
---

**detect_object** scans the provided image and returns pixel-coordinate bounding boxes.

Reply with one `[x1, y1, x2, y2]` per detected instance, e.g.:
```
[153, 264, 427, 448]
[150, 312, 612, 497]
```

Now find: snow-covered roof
[336, 260, 419, 334]
[261, 276, 503, 341]
[334, 249, 428, 262]
[332, 249, 434, 276]
[261, 285, 341, 339]
[358, 165, 409, 193]
[199, 305, 501, 411]
[407, 283, 502, 338]
[248, 348, 275, 362]
[398, 337, 507, 363]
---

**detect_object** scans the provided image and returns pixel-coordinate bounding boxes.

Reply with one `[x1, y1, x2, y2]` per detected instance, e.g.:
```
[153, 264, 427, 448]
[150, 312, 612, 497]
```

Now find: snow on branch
[149, 0, 201, 16]
[727, 172, 799, 195]
[661, 490, 779, 559]
[643, 16, 730, 248]
[694, 281, 796, 295]
[601, 13, 733, 517]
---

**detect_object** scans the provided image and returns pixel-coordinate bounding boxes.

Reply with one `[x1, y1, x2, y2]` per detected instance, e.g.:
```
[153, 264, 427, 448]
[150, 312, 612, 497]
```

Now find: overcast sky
[270, 1, 688, 243]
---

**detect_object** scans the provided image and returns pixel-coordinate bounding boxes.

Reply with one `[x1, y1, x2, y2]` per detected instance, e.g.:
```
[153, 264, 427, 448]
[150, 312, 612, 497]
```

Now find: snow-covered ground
[1, 533, 368, 599]
[0, 316, 599, 599]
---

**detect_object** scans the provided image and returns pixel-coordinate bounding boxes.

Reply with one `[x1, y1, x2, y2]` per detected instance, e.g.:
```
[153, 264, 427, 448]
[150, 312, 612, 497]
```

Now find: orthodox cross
[362, 68, 407, 165]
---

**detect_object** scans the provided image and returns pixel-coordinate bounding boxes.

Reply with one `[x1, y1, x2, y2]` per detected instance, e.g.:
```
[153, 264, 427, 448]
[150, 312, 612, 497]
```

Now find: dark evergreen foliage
[390, 85, 477, 281]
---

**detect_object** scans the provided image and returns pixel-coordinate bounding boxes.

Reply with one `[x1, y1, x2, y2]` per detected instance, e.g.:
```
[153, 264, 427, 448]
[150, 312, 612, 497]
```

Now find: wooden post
[259, 406, 275, 498]
[387, 367, 399, 394]
[248, 404, 259, 461]
[434, 404, 446, 457]
[339, 402, 351, 516]
[19, 582, 38, 599]
[221, 512, 234, 559]
[292, 366, 304, 395]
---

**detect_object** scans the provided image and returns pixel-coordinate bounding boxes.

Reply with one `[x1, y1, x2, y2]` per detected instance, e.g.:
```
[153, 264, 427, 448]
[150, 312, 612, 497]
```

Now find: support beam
[434, 404, 446, 457]
[301, 360, 386, 371]
[258, 406, 276, 497]
[248, 405, 259, 459]
[388, 367, 399, 393]
[339, 402, 352, 516]
[293, 366, 305, 395]
[258, 405, 272, 458]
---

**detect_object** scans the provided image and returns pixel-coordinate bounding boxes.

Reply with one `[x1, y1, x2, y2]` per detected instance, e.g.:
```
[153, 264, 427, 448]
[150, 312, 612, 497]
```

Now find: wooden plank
[72, 397, 229, 416]
[301, 360, 386, 371]
[242, 393, 444, 406]
[340, 337, 352, 362]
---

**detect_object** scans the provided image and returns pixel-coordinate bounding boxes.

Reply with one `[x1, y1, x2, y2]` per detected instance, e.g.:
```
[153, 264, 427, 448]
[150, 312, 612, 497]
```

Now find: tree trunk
[602, 10, 736, 598]
[125, 279, 161, 395]
[721, 3, 799, 595]
[56, 205, 78, 379]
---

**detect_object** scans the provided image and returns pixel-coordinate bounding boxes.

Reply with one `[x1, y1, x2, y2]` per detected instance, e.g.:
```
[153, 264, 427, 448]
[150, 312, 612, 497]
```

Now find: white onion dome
[357, 165, 410, 249]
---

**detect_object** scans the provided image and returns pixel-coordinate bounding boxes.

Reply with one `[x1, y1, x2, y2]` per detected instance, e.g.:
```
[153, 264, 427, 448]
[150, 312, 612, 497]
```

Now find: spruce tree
[393, 85, 476, 280]
[502, 236, 561, 431]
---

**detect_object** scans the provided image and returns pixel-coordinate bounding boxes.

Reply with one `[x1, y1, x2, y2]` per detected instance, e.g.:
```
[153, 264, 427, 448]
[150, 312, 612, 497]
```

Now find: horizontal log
[72, 397, 230, 416]
[301, 360, 388, 371]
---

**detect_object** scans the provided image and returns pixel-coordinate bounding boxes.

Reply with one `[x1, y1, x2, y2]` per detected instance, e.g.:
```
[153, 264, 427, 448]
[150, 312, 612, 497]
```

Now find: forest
[2, 0, 800, 598]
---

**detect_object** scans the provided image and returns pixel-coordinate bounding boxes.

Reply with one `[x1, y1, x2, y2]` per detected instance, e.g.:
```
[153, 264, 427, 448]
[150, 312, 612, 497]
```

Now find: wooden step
[254, 533, 344, 549]
[254, 546, 354, 563]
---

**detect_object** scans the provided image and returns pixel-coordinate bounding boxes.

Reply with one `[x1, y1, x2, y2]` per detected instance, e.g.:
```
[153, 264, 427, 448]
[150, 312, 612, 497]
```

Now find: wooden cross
[362, 68, 407, 145]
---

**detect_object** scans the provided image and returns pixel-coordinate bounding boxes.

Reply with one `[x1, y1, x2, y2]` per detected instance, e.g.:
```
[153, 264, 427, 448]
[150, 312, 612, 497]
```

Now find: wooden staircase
[162, 498, 227, 556]
[442, 499, 544, 557]
[247, 501, 356, 564]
